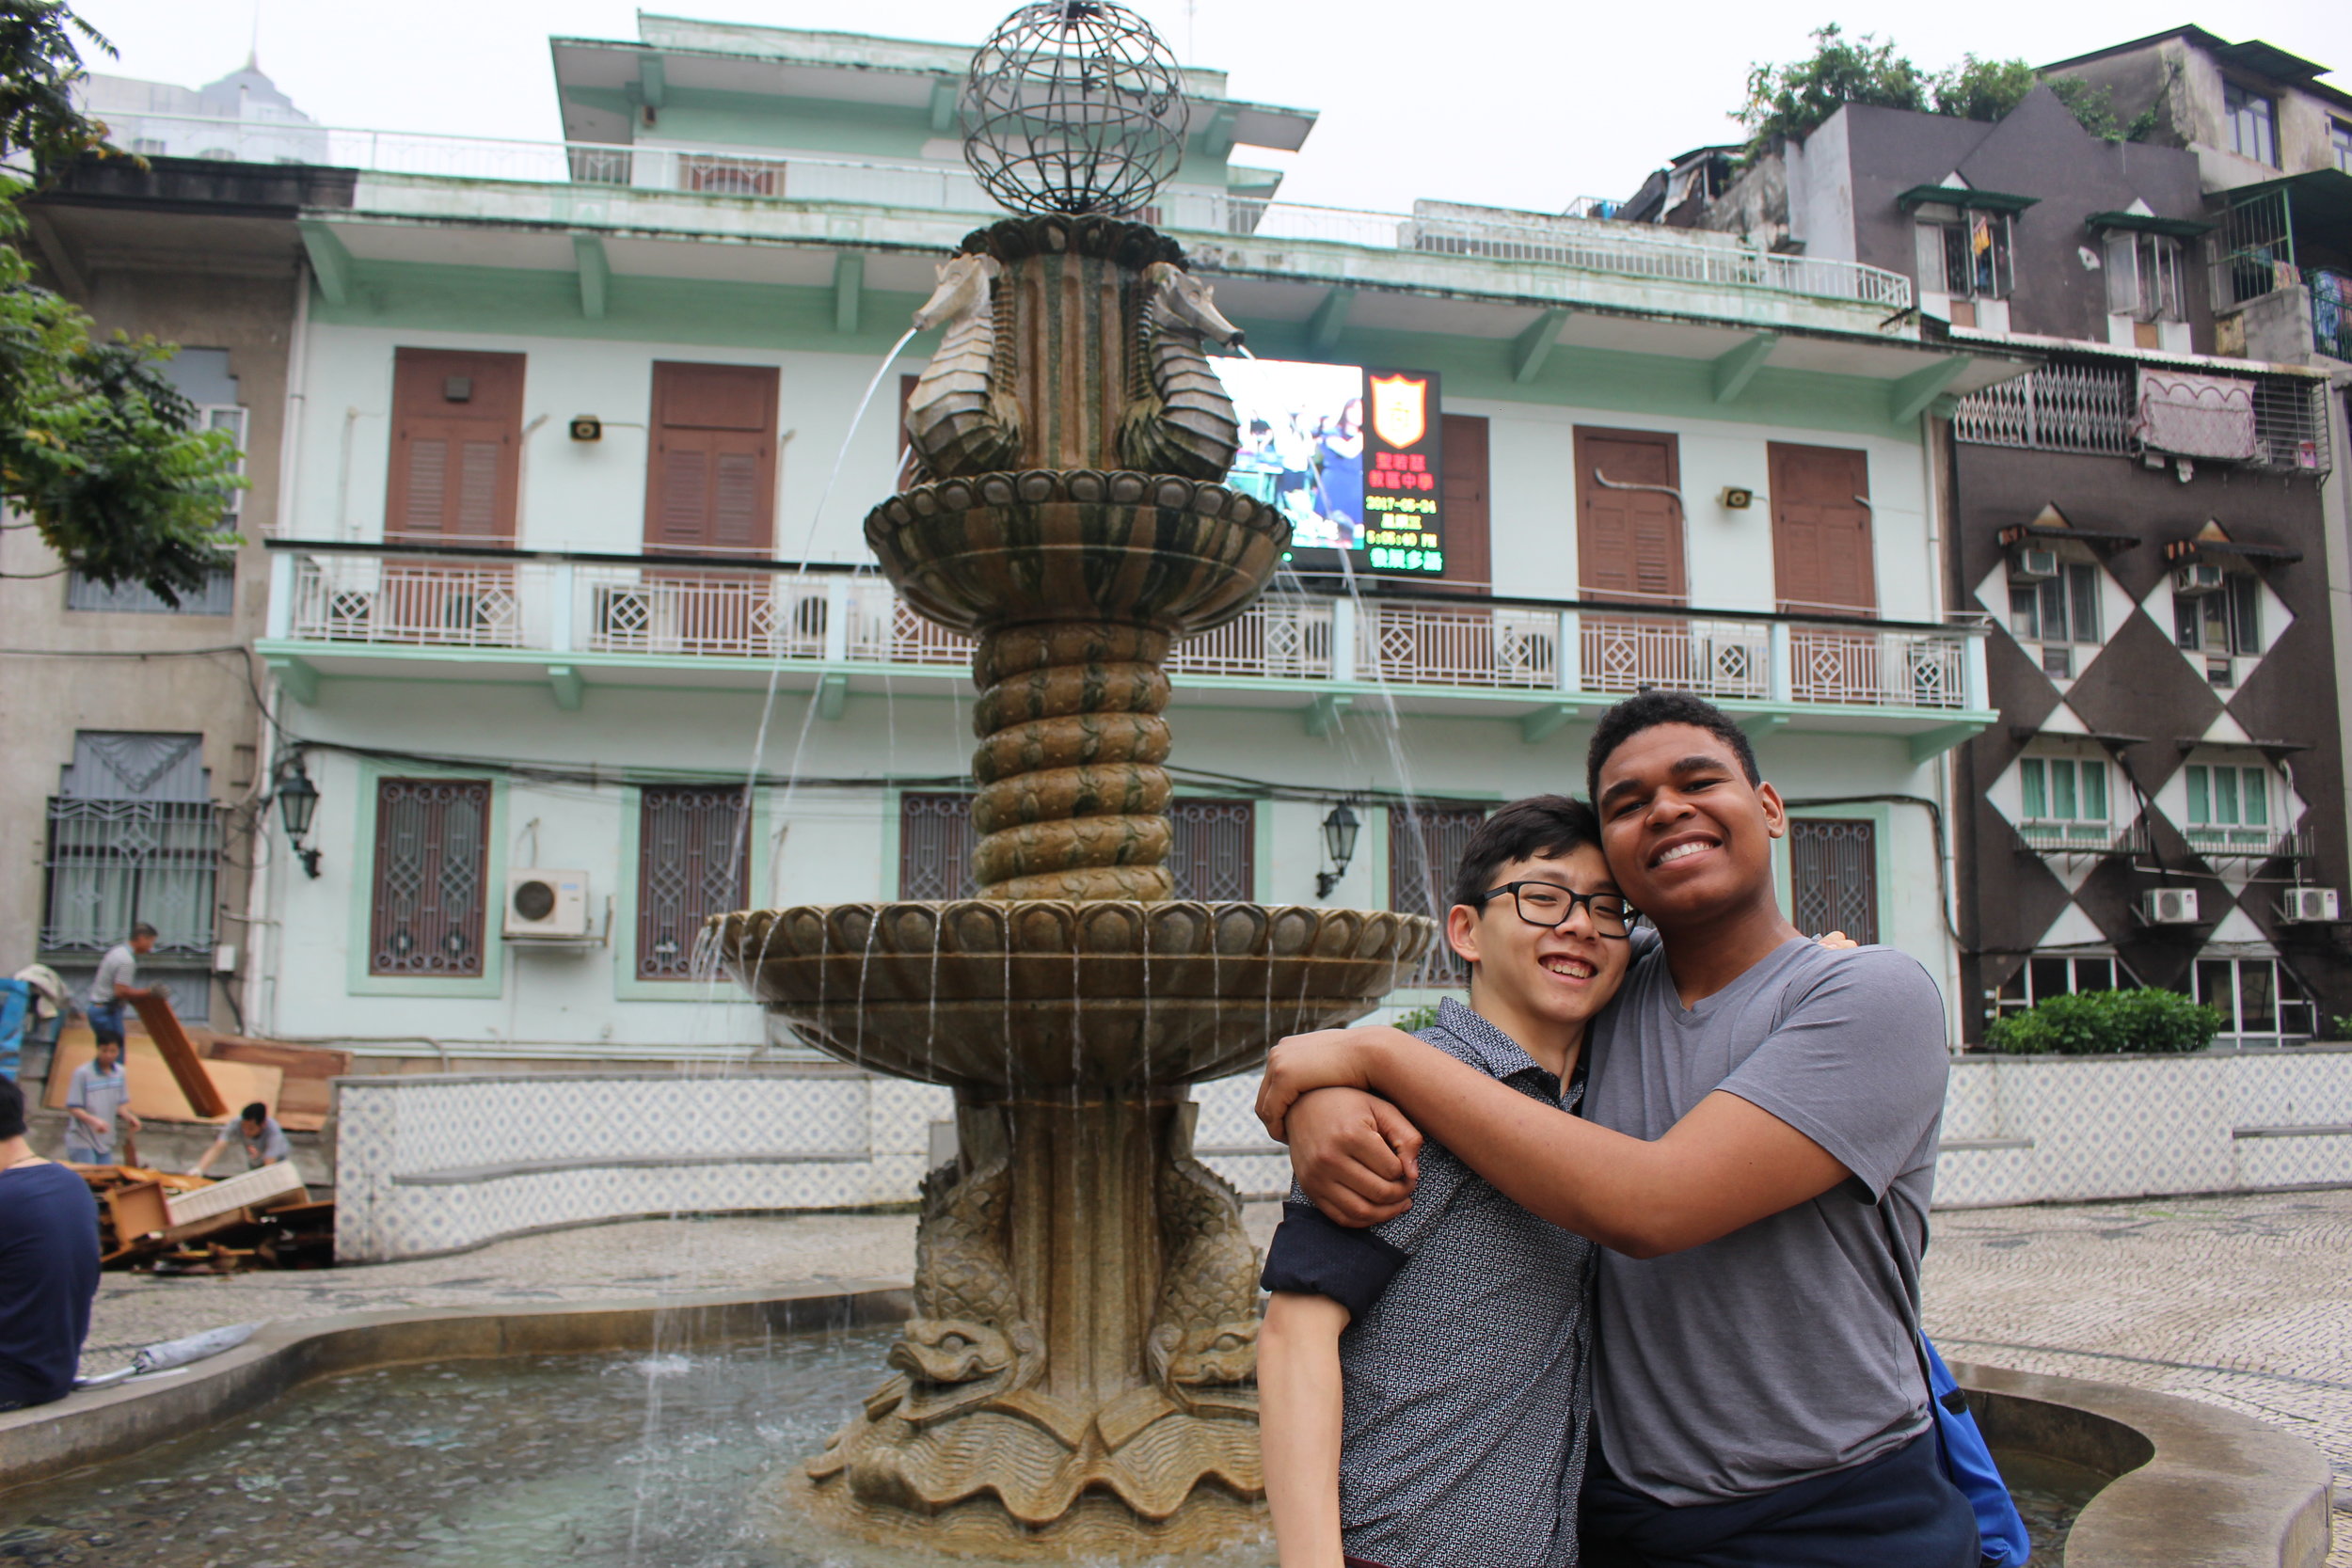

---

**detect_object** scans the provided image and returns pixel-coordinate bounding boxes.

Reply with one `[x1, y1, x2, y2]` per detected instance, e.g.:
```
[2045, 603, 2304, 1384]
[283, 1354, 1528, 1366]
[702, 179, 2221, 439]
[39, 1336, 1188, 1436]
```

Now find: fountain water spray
[712, 3, 1436, 1553]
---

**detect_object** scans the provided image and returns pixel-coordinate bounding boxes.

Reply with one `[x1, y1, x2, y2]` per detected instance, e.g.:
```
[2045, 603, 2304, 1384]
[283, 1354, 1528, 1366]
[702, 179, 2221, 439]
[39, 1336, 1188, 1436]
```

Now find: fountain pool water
[0, 1321, 2110, 1568]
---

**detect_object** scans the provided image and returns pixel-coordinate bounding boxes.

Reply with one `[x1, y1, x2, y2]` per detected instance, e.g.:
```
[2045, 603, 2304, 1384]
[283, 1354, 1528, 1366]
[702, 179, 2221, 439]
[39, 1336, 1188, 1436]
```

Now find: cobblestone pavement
[1920, 1190, 2352, 1566]
[79, 1193, 2348, 1560]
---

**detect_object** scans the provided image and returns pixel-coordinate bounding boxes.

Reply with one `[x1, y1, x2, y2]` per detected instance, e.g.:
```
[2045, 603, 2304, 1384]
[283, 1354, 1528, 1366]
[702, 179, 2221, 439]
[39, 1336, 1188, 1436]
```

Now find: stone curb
[0, 1281, 911, 1495]
[1952, 1359, 2334, 1568]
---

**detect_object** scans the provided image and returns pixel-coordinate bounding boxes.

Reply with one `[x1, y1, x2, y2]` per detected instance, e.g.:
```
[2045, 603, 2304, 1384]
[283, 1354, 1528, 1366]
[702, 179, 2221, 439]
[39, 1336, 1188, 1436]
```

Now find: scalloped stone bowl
[865, 471, 1289, 639]
[711, 899, 1439, 1093]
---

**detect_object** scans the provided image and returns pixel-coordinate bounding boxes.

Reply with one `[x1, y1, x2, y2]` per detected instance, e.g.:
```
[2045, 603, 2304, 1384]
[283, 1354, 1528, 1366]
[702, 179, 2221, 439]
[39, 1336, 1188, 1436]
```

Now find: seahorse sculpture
[1119, 261, 1247, 481]
[903, 251, 1021, 481]
[1144, 1138, 1263, 1422]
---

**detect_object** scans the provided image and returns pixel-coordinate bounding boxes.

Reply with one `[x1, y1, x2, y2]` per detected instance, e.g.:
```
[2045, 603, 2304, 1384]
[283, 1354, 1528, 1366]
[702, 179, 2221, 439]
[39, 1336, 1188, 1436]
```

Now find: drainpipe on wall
[1918, 407, 1967, 1047]
[2318, 390, 2352, 920]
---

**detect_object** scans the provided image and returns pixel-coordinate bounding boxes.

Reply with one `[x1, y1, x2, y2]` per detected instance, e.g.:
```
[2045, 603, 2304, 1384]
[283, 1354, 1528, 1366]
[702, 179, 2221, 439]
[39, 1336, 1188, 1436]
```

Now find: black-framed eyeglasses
[1473, 880, 1638, 938]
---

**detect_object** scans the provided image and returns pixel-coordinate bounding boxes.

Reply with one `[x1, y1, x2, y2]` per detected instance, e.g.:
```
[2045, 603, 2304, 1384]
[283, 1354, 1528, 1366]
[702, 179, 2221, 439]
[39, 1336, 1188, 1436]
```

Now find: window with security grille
[369, 778, 492, 975]
[1994, 955, 2129, 1019]
[1391, 803, 1486, 986]
[2009, 561, 2103, 679]
[637, 785, 750, 979]
[899, 793, 976, 900]
[1788, 818, 1878, 945]
[2172, 571, 2261, 687]
[42, 732, 219, 965]
[1168, 800, 1254, 901]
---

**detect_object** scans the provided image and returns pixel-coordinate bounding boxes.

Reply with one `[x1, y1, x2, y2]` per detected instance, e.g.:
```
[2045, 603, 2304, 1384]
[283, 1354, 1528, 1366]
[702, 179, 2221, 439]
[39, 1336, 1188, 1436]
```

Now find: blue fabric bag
[1879, 1199, 2031, 1566]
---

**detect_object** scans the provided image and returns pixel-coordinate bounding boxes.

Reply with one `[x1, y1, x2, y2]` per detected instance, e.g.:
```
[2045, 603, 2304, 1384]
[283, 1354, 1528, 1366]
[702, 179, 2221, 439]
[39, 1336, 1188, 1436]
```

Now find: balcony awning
[2161, 535, 2304, 566]
[2087, 210, 2214, 239]
[1996, 521, 2140, 551]
[2008, 724, 2149, 749]
[1897, 184, 2039, 214]
[2172, 736, 2311, 756]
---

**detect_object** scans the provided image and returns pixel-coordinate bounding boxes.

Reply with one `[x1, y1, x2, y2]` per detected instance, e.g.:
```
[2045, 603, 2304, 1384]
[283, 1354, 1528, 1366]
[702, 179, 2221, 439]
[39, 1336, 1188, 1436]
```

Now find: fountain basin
[3, 1291, 2331, 1567]
[713, 900, 1438, 1093]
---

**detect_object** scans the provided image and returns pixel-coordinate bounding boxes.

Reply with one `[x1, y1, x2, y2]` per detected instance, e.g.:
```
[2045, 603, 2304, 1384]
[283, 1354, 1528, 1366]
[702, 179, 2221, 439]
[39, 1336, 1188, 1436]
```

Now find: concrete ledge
[1952, 1359, 2334, 1568]
[0, 1281, 910, 1495]
[392, 1149, 868, 1184]
[2233, 1124, 2352, 1139]
[1939, 1137, 2036, 1153]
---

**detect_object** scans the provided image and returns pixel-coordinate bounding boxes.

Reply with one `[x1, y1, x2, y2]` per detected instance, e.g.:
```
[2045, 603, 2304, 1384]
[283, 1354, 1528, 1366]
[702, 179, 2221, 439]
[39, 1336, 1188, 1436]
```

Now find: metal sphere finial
[961, 2, 1189, 218]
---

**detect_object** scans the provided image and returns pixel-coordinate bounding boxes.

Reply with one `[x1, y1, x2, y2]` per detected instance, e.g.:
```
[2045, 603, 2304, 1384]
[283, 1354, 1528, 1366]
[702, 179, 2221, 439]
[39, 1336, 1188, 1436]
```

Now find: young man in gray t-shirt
[1261, 691, 1976, 1566]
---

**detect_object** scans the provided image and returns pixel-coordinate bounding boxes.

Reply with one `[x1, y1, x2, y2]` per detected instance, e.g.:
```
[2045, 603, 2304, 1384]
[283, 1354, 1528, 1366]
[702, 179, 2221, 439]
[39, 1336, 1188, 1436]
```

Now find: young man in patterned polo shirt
[1257, 794, 1637, 1568]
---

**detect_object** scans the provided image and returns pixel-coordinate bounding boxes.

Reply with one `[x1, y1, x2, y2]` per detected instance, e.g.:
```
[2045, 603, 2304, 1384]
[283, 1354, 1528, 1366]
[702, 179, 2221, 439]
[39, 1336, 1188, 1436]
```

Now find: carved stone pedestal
[801, 1094, 1263, 1553]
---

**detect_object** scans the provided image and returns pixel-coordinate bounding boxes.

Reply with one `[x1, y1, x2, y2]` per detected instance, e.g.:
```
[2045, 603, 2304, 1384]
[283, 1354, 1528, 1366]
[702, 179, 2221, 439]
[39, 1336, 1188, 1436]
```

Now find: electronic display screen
[1215, 357, 1445, 577]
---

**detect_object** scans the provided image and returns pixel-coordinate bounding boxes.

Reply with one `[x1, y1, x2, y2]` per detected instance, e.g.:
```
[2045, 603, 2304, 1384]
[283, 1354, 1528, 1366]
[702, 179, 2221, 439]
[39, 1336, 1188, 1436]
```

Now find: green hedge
[1983, 988, 2223, 1055]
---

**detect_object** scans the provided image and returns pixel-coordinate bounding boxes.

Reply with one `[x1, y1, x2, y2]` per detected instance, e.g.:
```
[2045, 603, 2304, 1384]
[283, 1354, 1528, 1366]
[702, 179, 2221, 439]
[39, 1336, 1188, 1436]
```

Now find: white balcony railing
[107, 112, 1912, 310]
[270, 548, 1987, 715]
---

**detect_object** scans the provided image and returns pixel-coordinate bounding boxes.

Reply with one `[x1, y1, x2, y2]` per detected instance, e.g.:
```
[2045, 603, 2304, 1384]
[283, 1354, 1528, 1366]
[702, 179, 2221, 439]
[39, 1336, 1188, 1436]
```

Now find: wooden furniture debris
[127, 992, 227, 1117]
[197, 1037, 349, 1131]
[44, 1039, 281, 1127]
[72, 1163, 336, 1274]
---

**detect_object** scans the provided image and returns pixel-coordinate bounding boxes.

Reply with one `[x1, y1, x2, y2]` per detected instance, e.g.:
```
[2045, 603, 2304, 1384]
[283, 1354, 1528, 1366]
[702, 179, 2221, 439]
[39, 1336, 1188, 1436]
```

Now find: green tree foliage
[1738, 24, 1929, 153]
[1740, 28, 2156, 153]
[0, 1, 243, 605]
[1983, 989, 2223, 1055]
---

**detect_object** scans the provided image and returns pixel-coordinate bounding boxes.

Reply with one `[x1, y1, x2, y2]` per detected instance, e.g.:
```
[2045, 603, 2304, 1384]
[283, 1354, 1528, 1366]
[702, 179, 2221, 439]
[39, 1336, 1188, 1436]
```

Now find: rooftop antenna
[246, 0, 261, 70]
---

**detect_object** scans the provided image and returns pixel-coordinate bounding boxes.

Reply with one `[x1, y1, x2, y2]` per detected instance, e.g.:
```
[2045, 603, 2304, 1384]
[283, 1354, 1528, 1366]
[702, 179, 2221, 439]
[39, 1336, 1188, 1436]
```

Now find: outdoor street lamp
[1315, 801, 1359, 899]
[275, 755, 324, 880]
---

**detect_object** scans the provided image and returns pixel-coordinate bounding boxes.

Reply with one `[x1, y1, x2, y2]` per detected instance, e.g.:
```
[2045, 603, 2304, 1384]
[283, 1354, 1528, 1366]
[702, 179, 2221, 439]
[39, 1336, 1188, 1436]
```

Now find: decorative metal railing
[2012, 820, 2153, 858]
[2184, 825, 2313, 863]
[1951, 364, 2133, 455]
[101, 111, 1912, 309]
[273, 547, 1988, 715]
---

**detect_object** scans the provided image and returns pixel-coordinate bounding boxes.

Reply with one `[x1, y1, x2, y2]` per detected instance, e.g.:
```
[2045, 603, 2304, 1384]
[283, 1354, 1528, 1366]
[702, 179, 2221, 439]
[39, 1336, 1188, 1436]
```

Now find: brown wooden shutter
[645, 362, 779, 557]
[1767, 443, 1876, 614]
[1574, 427, 1685, 604]
[1431, 414, 1491, 595]
[385, 350, 524, 544]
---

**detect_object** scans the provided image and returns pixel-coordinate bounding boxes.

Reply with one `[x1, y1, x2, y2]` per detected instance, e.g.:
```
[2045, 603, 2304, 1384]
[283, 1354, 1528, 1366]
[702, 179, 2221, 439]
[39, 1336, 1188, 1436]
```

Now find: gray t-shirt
[64, 1062, 133, 1155]
[87, 944, 136, 1010]
[1581, 937, 1949, 1506]
[215, 1116, 293, 1169]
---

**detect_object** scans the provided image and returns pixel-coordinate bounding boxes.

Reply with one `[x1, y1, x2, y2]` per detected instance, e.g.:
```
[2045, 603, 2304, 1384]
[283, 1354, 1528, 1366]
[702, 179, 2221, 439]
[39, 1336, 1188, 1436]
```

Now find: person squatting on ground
[0, 1076, 102, 1412]
[1259, 690, 1977, 1568]
[191, 1101, 293, 1178]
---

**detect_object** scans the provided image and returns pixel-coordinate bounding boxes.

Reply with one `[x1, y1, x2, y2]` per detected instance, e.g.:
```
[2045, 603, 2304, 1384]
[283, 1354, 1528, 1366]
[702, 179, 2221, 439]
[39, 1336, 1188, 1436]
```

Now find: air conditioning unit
[2173, 562, 2225, 596]
[2281, 887, 2340, 924]
[2139, 887, 2201, 926]
[504, 869, 592, 939]
[2010, 547, 2060, 581]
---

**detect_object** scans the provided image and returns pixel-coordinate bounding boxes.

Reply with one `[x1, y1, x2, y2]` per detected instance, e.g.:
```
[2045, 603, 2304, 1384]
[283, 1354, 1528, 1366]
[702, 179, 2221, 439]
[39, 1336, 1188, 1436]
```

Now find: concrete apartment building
[1641, 51, 2349, 1042]
[2, 64, 350, 1033]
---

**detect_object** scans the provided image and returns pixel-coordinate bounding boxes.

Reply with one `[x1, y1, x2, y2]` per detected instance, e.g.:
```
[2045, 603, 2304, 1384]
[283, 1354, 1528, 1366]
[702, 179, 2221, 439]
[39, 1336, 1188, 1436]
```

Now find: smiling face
[1594, 721, 1787, 928]
[1448, 845, 1633, 1042]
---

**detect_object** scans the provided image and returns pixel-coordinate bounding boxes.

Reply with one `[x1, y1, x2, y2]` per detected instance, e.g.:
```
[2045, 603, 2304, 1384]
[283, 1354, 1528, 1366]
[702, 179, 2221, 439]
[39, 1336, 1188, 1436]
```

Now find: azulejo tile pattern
[334, 1052, 2352, 1259]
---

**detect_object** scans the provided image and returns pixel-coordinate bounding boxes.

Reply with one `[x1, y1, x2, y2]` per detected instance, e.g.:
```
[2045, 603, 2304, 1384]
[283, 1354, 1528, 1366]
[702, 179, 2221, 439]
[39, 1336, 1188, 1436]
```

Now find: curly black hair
[1585, 690, 1761, 806]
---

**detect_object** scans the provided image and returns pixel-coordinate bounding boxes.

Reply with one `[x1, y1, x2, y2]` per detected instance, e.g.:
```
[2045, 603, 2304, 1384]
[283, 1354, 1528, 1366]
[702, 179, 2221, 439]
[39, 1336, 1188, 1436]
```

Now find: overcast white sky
[68, 0, 2352, 214]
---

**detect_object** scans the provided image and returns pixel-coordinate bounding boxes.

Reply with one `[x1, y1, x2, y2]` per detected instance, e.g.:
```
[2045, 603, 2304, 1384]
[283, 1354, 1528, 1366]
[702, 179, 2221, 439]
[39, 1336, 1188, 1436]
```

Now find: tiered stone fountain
[713, 3, 1434, 1556]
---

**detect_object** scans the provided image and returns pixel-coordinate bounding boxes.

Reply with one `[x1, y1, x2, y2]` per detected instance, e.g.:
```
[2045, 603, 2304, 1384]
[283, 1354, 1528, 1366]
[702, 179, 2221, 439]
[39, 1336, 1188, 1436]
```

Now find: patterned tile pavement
[1920, 1189, 2352, 1566]
[74, 1191, 2347, 1561]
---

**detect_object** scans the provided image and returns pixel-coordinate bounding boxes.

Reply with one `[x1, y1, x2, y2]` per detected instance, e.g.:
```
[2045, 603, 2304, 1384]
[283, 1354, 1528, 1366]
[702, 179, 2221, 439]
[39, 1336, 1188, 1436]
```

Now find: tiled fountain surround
[332, 1048, 2352, 1261]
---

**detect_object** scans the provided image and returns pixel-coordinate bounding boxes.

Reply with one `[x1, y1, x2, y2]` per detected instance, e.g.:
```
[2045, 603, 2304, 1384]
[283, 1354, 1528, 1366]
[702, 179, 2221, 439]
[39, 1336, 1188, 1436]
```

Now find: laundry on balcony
[2131, 369, 2257, 461]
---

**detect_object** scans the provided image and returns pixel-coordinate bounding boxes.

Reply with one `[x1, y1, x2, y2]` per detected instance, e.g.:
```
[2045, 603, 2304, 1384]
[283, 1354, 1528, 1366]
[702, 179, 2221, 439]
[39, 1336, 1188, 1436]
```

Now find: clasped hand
[1256, 1025, 1425, 1226]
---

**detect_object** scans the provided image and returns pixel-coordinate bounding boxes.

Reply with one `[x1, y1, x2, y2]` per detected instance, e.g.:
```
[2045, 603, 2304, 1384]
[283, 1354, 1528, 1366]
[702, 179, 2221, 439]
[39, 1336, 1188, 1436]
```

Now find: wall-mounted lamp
[275, 755, 323, 880]
[1718, 486, 1755, 510]
[1315, 802, 1360, 899]
[568, 415, 603, 442]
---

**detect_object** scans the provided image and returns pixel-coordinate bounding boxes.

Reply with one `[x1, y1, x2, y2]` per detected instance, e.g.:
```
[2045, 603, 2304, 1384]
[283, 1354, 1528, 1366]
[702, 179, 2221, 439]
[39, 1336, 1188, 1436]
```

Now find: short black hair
[1586, 691, 1761, 806]
[131, 922, 158, 940]
[1447, 794, 1603, 915]
[242, 1102, 268, 1125]
[0, 1077, 24, 1141]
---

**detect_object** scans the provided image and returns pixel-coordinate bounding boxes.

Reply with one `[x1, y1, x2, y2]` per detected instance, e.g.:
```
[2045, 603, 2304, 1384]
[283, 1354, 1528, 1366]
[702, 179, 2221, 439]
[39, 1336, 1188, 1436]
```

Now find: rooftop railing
[265, 544, 1985, 714]
[101, 111, 1913, 310]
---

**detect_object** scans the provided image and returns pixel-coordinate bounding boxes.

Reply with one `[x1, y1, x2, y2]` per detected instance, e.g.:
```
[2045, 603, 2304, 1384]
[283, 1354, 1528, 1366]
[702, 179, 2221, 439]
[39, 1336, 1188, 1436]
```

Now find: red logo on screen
[1368, 374, 1428, 450]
